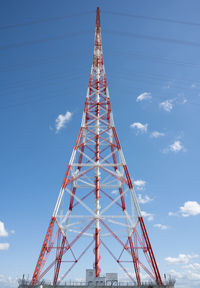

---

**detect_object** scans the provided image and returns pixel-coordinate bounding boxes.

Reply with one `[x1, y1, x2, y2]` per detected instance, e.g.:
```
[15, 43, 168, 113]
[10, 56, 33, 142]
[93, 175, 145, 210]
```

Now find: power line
[0, 69, 88, 97]
[104, 30, 200, 48]
[0, 74, 88, 109]
[0, 67, 197, 98]
[1, 77, 200, 110]
[110, 50, 200, 69]
[0, 51, 86, 73]
[1, 29, 200, 52]
[0, 31, 91, 50]
[108, 75, 200, 108]
[1, 48, 200, 75]
[103, 10, 200, 27]
[1, 9, 198, 32]
[1, 67, 200, 109]
[112, 69, 199, 86]
[0, 11, 94, 31]
[0, 62, 199, 99]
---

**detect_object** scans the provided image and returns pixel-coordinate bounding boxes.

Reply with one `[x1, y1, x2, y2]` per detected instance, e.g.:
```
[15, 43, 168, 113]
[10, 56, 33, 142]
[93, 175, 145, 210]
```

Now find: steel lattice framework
[31, 8, 163, 287]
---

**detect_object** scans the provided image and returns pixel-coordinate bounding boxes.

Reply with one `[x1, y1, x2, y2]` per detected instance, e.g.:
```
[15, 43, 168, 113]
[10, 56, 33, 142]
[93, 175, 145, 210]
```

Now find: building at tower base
[19, 283, 175, 288]
[18, 271, 175, 288]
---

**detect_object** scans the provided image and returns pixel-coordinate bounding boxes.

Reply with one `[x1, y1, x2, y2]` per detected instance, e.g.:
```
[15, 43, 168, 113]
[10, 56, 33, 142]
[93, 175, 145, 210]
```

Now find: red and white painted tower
[31, 8, 163, 286]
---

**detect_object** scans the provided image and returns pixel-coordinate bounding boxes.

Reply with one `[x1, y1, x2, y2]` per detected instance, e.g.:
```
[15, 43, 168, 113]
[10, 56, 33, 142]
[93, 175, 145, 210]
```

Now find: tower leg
[95, 227, 100, 277]
[53, 235, 66, 285]
[139, 217, 163, 285]
[128, 236, 141, 285]
[31, 217, 55, 285]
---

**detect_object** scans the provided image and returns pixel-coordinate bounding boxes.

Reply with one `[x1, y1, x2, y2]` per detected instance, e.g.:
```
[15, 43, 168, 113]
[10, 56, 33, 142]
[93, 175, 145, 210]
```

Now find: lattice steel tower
[31, 8, 163, 286]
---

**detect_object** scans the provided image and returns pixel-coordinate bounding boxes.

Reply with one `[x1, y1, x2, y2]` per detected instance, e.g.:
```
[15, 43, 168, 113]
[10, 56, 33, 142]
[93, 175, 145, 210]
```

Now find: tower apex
[96, 7, 100, 28]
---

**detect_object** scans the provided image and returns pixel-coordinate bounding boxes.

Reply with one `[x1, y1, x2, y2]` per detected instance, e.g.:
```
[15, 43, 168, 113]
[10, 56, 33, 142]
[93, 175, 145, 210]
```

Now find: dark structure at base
[18, 279, 175, 288]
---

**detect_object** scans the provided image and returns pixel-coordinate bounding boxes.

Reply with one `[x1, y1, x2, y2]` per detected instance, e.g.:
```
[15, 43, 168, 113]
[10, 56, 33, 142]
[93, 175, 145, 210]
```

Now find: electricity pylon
[31, 7, 163, 286]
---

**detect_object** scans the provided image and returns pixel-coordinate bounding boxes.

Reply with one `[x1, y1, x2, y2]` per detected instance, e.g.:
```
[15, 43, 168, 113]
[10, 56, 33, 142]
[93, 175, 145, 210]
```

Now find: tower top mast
[96, 7, 101, 28]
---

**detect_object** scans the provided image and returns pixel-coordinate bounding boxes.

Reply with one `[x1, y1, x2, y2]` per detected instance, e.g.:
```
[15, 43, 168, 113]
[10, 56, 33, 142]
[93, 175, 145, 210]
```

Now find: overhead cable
[103, 10, 200, 27]
[0, 31, 91, 50]
[0, 11, 94, 31]
[104, 30, 200, 48]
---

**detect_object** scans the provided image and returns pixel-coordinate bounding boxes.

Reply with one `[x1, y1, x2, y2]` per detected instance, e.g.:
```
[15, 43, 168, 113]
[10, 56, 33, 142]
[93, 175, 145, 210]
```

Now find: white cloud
[10, 230, 15, 235]
[141, 211, 154, 221]
[169, 268, 200, 282]
[163, 140, 185, 154]
[136, 92, 152, 102]
[169, 268, 200, 288]
[0, 221, 8, 237]
[168, 211, 178, 216]
[159, 99, 174, 112]
[191, 83, 196, 89]
[134, 180, 146, 190]
[163, 80, 174, 89]
[166, 256, 200, 288]
[0, 275, 17, 288]
[169, 201, 200, 218]
[150, 131, 165, 138]
[130, 122, 148, 134]
[170, 140, 184, 152]
[180, 201, 200, 217]
[138, 194, 152, 204]
[111, 190, 118, 195]
[154, 223, 168, 230]
[55, 111, 72, 132]
[0, 243, 9, 250]
[182, 97, 188, 104]
[185, 262, 200, 271]
[165, 254, 198, 265]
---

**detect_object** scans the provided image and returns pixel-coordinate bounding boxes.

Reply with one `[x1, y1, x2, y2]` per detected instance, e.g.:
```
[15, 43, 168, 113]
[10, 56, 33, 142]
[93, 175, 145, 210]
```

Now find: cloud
[163, 140, 185, 153]
[180, 201, 200, 217]
[191, 83, 196, 89]
[154, 223, 168, 230]
[150, 131, 165, 138]
[141, 211, 154, 221]
[55, 111, 72, 132]
[185, 263, 200, 271]
[111, 190, 118, 195]
[159, 99, 174, 112]
[165, 256, 200, 288]
[163, 80, 174, 89]
[169, 269, 200, 288]
[169, 201, 200, 218]
[170, 140, 185, 152]
[134, 180, 146, 190]
[165, 254, 198, 265]
[169, 268, 200, 283]
[0, 275, 17, 288]
[136, 92, 152, 102]
[0, 243, 9, 250]
[168, 211, 178, 216]
[0, 221, 8, 237]
[182, 97, 188, 104]
[130, 122, 148, 134]
[138, 194, 152, 204]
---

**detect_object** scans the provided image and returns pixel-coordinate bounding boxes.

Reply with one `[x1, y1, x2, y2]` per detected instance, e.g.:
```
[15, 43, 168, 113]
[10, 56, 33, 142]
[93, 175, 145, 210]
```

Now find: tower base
[18, 279, 175, 288]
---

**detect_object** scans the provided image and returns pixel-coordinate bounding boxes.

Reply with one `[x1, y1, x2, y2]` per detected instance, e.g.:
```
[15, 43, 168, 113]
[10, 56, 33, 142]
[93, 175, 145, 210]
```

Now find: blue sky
[0, 0, 200, 287]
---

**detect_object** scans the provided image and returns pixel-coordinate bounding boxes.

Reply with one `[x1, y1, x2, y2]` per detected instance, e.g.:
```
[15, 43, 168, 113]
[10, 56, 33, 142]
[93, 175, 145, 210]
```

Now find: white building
[86, 269, 118, 286]
[105, 273, 118, 285]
